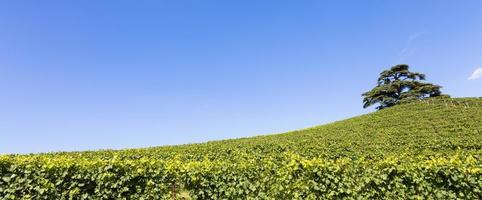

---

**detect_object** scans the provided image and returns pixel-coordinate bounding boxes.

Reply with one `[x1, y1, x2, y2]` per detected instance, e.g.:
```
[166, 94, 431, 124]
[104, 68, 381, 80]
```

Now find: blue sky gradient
[1, 1, 481, 153]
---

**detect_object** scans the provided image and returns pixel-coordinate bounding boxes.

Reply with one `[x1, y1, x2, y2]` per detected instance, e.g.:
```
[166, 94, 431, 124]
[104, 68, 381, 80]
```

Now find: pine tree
[362, 64, 447, 110]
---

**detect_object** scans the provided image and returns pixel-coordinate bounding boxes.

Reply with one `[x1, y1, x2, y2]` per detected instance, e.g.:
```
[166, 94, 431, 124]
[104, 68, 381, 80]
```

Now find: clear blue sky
[1, 1, 481, 154]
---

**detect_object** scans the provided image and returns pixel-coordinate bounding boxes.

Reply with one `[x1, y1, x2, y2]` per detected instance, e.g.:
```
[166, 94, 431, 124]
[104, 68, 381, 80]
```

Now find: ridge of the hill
[39, 97, 482, 160]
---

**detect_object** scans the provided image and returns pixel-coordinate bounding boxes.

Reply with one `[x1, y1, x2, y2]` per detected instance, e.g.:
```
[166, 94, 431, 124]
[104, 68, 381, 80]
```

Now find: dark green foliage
[1, 97, 481, 199]
[362, 64, 446, 110]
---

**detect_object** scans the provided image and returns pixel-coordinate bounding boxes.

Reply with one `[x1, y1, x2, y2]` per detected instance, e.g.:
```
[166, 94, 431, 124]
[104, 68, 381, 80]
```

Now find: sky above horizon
[1, 1, 481, 154]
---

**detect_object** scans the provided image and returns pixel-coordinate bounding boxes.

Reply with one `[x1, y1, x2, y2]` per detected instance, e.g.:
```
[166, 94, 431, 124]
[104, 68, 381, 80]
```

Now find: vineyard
[1, 97, 481, 199]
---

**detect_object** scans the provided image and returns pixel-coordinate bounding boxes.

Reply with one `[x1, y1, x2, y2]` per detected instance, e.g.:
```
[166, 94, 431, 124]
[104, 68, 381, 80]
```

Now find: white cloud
[468, 68, 482, 80]
[408, 31, 425, 42]
[397, 31, 426, 62]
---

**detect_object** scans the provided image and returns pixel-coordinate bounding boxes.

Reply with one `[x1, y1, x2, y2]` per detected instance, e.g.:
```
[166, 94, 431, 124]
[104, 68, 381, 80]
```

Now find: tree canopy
[362, 64, 446, 110]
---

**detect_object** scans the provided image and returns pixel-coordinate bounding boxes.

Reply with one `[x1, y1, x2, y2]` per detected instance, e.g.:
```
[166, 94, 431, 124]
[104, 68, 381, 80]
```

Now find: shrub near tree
[362, 64, 447, 110]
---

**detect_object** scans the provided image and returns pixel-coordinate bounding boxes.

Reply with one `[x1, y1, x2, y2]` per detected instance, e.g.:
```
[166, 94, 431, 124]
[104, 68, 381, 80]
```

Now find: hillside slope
[1, 97, 482, 199]
[48, 97, 482, 160]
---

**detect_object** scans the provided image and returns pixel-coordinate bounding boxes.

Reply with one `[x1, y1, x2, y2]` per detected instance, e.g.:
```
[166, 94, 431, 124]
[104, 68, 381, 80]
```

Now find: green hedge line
[0, 157, 173, 200]
[1, 153, 481, 199]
